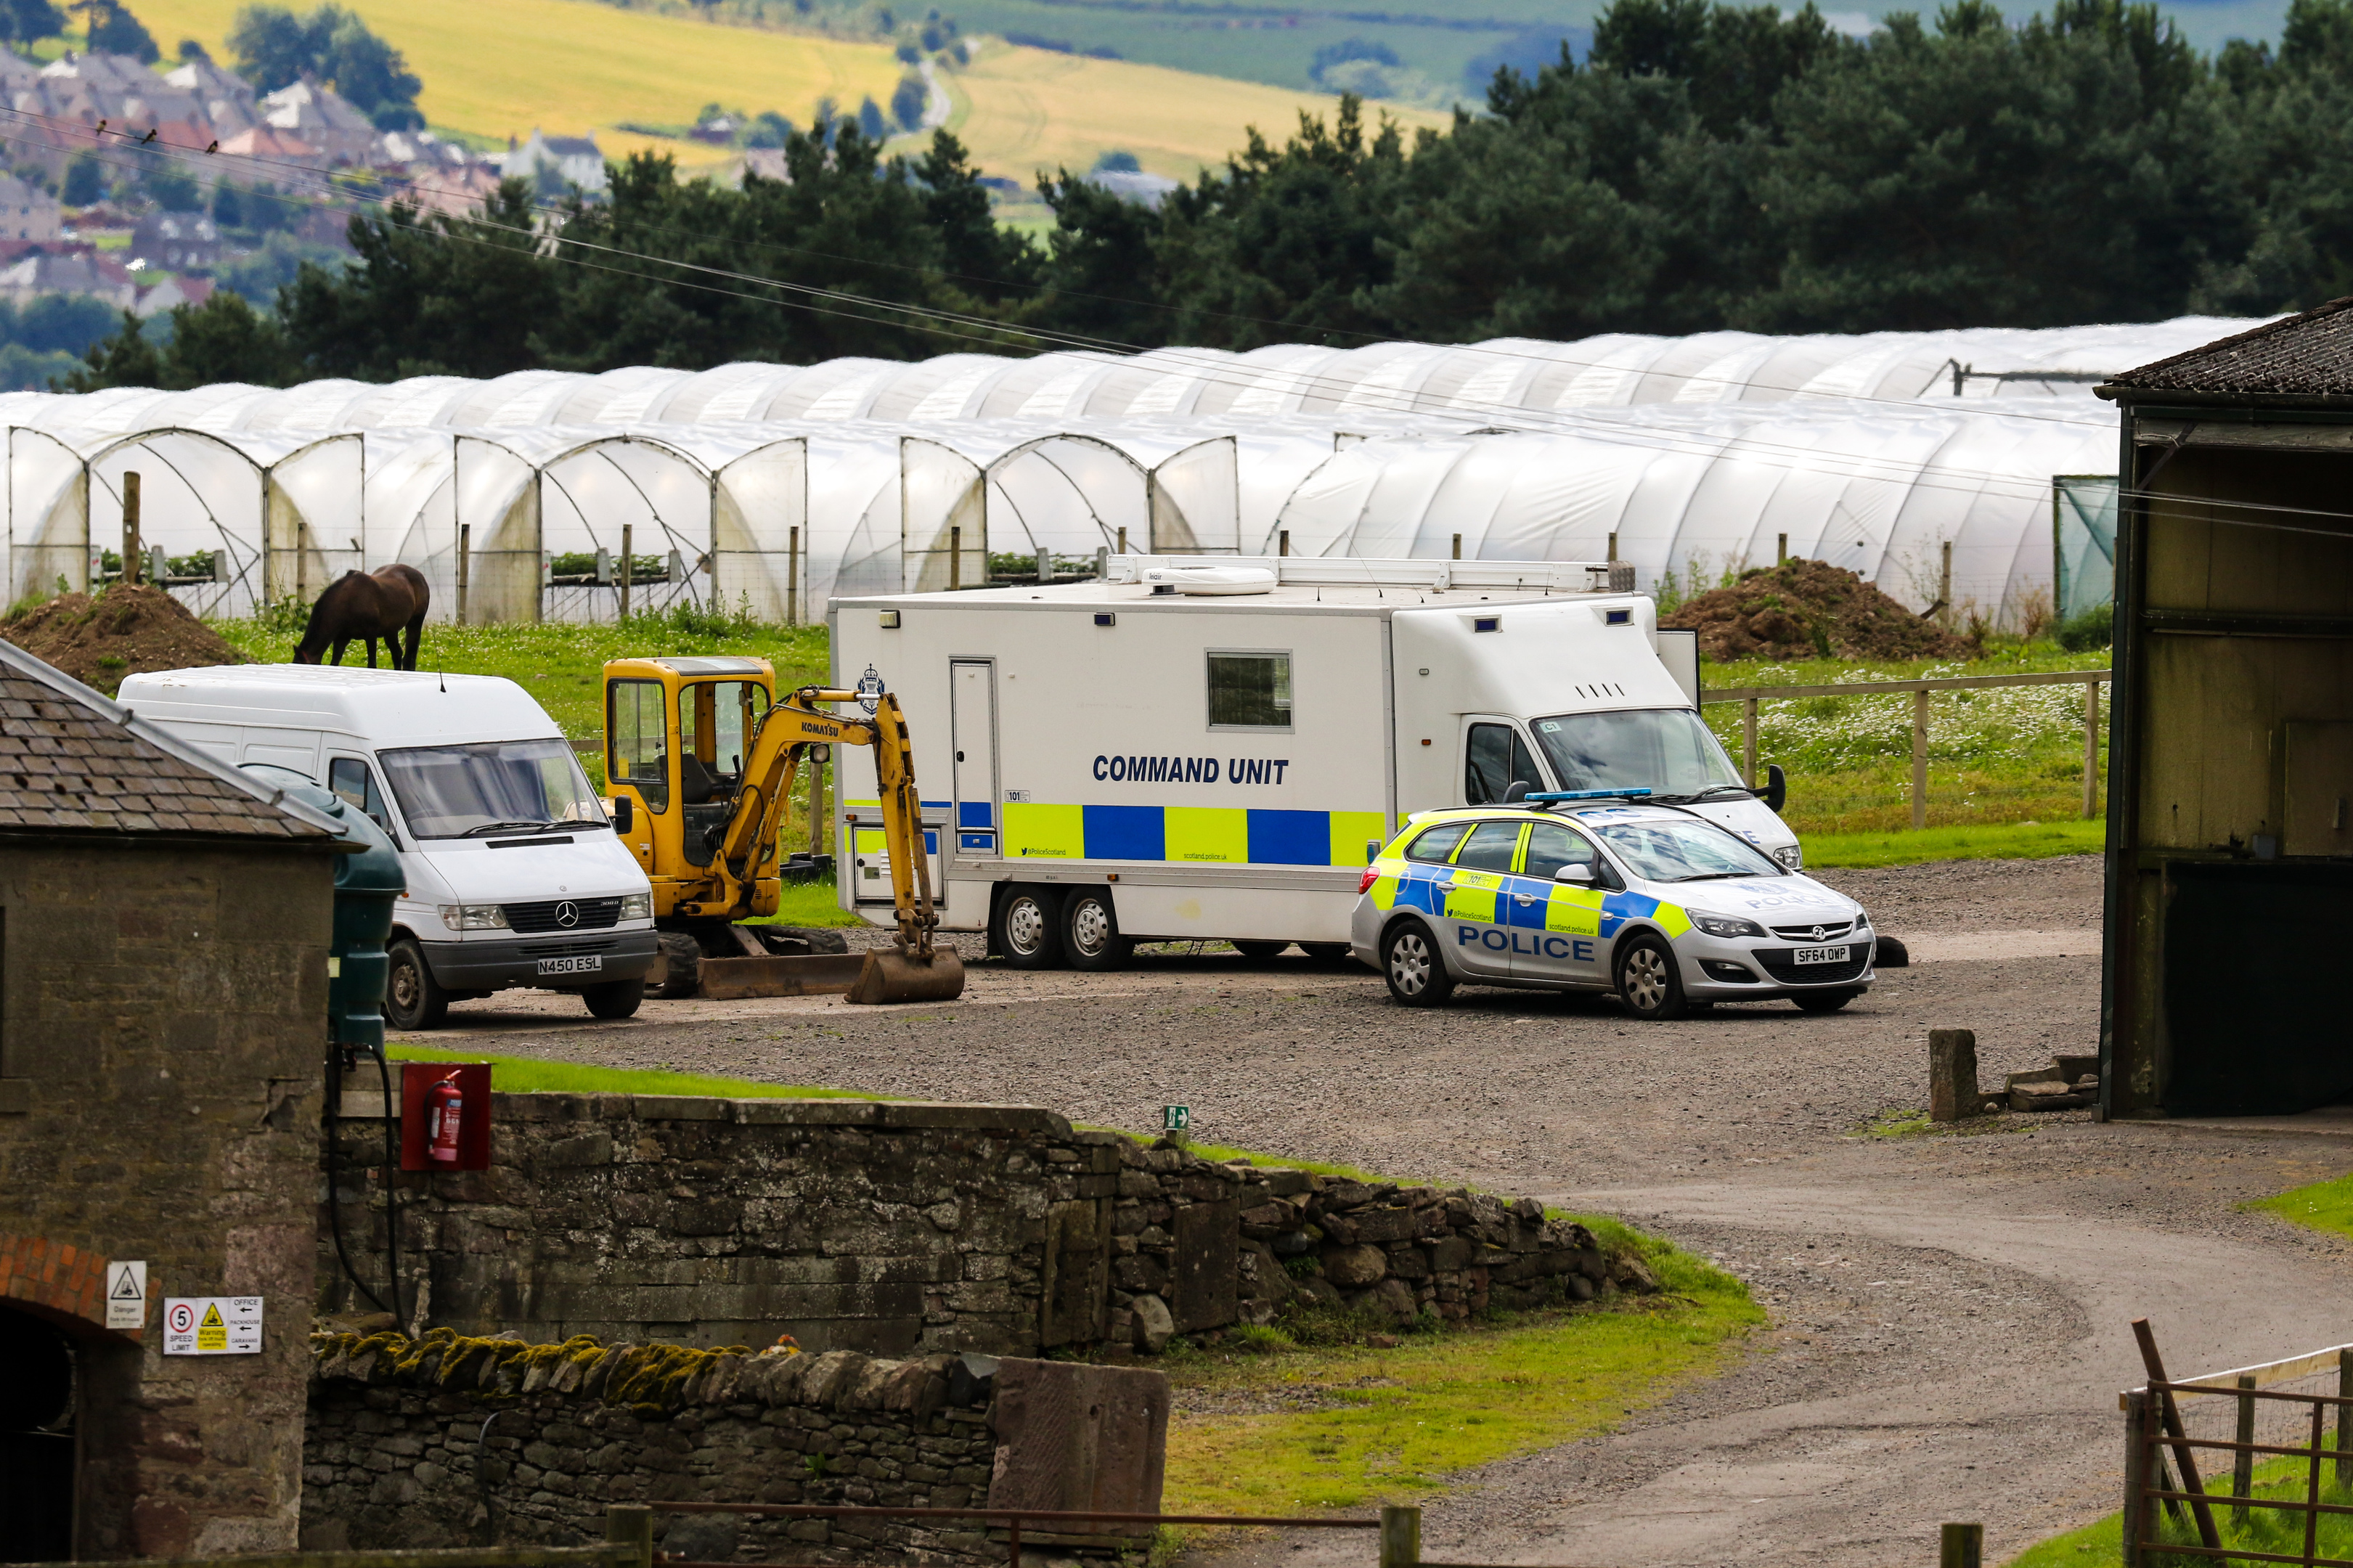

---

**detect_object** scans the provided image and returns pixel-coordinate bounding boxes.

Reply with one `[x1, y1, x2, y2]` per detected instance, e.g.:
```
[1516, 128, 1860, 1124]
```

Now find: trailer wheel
[1793, 988, 1859, 1014]
[1381, 921, 1454, 1007]
[1063, 891, 1132, 971]
[1231, 940, 1289, 960]
[993, 886, 1065, 968]
[1299, 942, 1353, 965]
[385, 937, 448, 1032]
[582, 978, 645, 1019]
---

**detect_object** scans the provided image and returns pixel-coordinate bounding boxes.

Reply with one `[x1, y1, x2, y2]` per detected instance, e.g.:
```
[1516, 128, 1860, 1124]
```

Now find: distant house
[256, 78, 375, 165]
[36, 51, 212, 150]
[216, 123, 325, 176]
[133, 273, 213, 317]
[0, 244, 135, 309]
[162, 56, 258, 141]
[130, 209, 220, 269]
[0, 173, 61, 242]
[731, 147, 790, 185]
[401, 165, 502, 219]
[506, 128, 608, 195]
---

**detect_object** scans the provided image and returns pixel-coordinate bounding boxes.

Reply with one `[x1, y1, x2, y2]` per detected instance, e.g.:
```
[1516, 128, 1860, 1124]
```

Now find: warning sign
[105, 1260, 147, 1331]
[162, 1297, 261, 1356]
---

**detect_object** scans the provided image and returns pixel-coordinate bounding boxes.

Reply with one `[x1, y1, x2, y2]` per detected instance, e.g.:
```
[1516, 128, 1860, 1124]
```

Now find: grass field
[1699, 648, 2113, 839]
[128, 0, 1432, 187]
[131, 0, 905, 144]
[929, 36, 1451, 184]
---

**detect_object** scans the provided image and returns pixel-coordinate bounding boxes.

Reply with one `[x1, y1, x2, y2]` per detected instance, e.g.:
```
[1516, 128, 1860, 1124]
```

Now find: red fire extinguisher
[424, 1073, 465, 1167]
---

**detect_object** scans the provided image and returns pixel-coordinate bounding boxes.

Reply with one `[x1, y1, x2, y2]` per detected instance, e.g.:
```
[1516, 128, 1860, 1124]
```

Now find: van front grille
[504, 897, 621, 934]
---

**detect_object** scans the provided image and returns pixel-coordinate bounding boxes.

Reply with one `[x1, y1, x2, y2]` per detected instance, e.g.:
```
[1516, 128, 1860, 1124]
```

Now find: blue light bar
[1527, 788, 1652, 801]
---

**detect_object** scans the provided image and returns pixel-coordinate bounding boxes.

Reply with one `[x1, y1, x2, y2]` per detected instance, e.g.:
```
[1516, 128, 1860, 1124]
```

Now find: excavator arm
[711, 685, 959, 1001]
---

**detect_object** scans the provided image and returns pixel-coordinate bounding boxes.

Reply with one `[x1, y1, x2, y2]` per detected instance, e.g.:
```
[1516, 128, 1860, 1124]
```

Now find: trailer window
[608, 678, 669, 813]
[1465, 722, 1543, 804]
[1207, 652, 1292, 730]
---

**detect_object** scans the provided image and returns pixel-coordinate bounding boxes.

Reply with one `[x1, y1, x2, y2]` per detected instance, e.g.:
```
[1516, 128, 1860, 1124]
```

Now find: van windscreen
[378, 739, 605, 839]
[1530, 710, 1743, 799]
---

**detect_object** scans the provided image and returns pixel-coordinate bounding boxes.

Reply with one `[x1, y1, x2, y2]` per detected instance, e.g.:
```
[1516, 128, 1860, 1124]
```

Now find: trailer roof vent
[1141, 564, 1276, 597]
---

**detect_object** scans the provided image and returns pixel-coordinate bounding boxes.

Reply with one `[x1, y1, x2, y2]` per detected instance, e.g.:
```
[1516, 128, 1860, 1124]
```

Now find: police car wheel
[1613, 934, 1690, 1021]
[1382, 922, 1455, 1007]
[385, 937, 448, 1032]
[1064, 891, 1132, 971]
[1793, 988, 1859, 1013]
[995, 886, 1066, 968]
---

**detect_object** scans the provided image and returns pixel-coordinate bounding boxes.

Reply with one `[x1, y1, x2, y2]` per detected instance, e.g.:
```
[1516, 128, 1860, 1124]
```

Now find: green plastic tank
[253, 773, 404, 1053]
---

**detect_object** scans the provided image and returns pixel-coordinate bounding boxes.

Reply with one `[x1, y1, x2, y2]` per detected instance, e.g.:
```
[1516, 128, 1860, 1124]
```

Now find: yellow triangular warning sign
[200, 1302, 224, 1328]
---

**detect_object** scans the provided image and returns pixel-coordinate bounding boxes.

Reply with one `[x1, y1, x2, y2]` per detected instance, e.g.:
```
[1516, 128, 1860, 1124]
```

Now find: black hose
[322, 1047, 391, 1316]
[373, 1047, 404, 1327]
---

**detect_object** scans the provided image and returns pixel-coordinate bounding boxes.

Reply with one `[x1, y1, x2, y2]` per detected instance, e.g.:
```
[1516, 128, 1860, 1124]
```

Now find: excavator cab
[600, 656, 963, 1005]
[603, 656, 783, 909]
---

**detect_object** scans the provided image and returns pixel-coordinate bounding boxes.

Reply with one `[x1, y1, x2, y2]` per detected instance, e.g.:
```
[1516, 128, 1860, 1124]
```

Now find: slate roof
[2102, 297, 2353, 399]
[0, 640, 342, 843]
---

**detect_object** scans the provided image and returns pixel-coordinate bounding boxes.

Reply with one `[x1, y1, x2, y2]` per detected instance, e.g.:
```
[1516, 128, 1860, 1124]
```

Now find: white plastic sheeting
[0, 315, 2254, 624]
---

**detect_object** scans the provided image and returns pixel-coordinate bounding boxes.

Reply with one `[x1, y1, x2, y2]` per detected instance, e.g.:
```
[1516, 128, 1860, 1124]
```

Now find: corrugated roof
[2103, 296, 2353, 398]
[0, 639, 342, 842]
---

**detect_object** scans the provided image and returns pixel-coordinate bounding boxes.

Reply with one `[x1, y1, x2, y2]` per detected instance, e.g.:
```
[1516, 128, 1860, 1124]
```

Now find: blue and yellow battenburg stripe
[1363, 852, 1690, 939]
[998, 804, 1391, 867]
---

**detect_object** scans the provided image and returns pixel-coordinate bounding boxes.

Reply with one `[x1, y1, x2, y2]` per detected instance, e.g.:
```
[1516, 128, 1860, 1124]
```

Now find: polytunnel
[1275, 397, 2120, 623]
[0, 314, 2269, 628]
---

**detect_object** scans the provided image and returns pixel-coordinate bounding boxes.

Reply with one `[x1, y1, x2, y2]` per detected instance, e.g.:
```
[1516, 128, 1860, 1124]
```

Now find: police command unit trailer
[828, 555, 1796, 966]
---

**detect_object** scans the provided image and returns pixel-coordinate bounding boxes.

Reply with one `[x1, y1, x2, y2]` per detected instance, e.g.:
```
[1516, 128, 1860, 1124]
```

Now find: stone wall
[0, 838, 335, 1557]
[322, 1093, 1648, 1358]
[301, 1331, 1168, 1559]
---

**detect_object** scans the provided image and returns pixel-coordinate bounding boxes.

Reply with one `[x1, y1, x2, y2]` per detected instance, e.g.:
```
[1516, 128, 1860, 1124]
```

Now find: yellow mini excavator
[601, 656, 963, 1005]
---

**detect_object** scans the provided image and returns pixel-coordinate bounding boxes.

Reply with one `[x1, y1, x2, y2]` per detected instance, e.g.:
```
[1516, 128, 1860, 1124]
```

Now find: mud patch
[0, 584, 247, 695]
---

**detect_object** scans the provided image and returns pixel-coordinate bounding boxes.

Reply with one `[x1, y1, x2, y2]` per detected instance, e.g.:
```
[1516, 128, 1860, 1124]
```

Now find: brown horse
[294, 564, 431, 670]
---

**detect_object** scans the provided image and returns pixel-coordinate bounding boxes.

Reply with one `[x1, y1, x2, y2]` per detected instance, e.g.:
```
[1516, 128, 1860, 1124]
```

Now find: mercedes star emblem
[555, 901, 580, 928]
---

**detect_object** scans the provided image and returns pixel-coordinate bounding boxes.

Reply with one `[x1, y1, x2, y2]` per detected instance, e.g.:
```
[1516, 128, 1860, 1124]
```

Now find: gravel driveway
[403, 854, 2353, 1567]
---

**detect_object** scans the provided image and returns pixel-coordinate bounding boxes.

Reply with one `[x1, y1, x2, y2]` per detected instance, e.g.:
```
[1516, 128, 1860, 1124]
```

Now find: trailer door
[950, 659, 998, 856]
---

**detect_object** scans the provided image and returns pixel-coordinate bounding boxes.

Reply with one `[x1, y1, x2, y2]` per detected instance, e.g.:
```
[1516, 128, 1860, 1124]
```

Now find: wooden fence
[1701, 669, 2113, 830]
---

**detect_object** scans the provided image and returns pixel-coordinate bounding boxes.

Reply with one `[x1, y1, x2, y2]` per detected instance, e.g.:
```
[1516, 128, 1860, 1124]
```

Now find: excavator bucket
[845, 944, 967, 1005]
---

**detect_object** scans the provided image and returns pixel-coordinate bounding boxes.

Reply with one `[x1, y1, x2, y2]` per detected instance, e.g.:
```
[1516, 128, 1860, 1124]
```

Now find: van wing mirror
[608, 794, 634, 833]
[1553, 862, 1594, 884]
[1761, 763, 1787, 814]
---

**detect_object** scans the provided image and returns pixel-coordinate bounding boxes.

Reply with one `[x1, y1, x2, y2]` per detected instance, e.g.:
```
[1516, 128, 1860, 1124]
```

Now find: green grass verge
[743, 875, 866, 928]
[1801, 819, 2106, 868]
[2003, 1458, 2353, 1567]
[2246, 1172, 2353, 1241]
[386, 1047, 873, 1100]
[1163, 1237, 1762, 1513]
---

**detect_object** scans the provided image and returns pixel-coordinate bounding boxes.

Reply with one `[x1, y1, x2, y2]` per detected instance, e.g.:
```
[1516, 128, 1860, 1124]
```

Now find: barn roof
[0, 639, 344, 842]
[2100, 297, 2353, 401]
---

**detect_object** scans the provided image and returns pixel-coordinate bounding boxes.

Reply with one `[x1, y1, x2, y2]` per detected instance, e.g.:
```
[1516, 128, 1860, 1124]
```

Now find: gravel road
[401, 854, 2353, 1567]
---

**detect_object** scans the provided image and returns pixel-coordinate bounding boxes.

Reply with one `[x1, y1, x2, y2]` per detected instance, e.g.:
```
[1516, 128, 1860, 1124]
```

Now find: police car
[1350, 791, 1874, 1019]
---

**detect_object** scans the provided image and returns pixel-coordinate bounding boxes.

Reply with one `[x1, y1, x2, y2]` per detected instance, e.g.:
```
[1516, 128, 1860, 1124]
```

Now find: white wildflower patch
[1705, 662, 2108, 773]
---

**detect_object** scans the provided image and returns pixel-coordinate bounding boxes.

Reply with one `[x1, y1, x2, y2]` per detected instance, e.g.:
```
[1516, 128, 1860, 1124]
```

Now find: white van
[121, 666, 658, 1027]
[828, 553, 1797, 966]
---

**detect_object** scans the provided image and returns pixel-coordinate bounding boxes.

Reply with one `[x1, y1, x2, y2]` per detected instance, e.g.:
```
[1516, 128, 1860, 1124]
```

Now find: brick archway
[0, 1233, 121, 1334]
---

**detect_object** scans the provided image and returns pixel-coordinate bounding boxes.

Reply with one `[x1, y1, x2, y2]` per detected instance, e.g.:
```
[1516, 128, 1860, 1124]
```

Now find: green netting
[2055, 474, 2118, 621]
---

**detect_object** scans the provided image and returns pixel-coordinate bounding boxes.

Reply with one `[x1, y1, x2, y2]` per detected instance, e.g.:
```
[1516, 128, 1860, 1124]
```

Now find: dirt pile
[1, 584, 249, 695]
[1662, 558, 1977, 662]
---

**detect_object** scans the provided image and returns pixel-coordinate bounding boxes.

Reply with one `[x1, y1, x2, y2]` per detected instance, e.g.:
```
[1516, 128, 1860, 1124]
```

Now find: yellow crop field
[935, 38, 1452, 183]
[127, 0, 902, 140]
[126, 0, 1446, 185]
